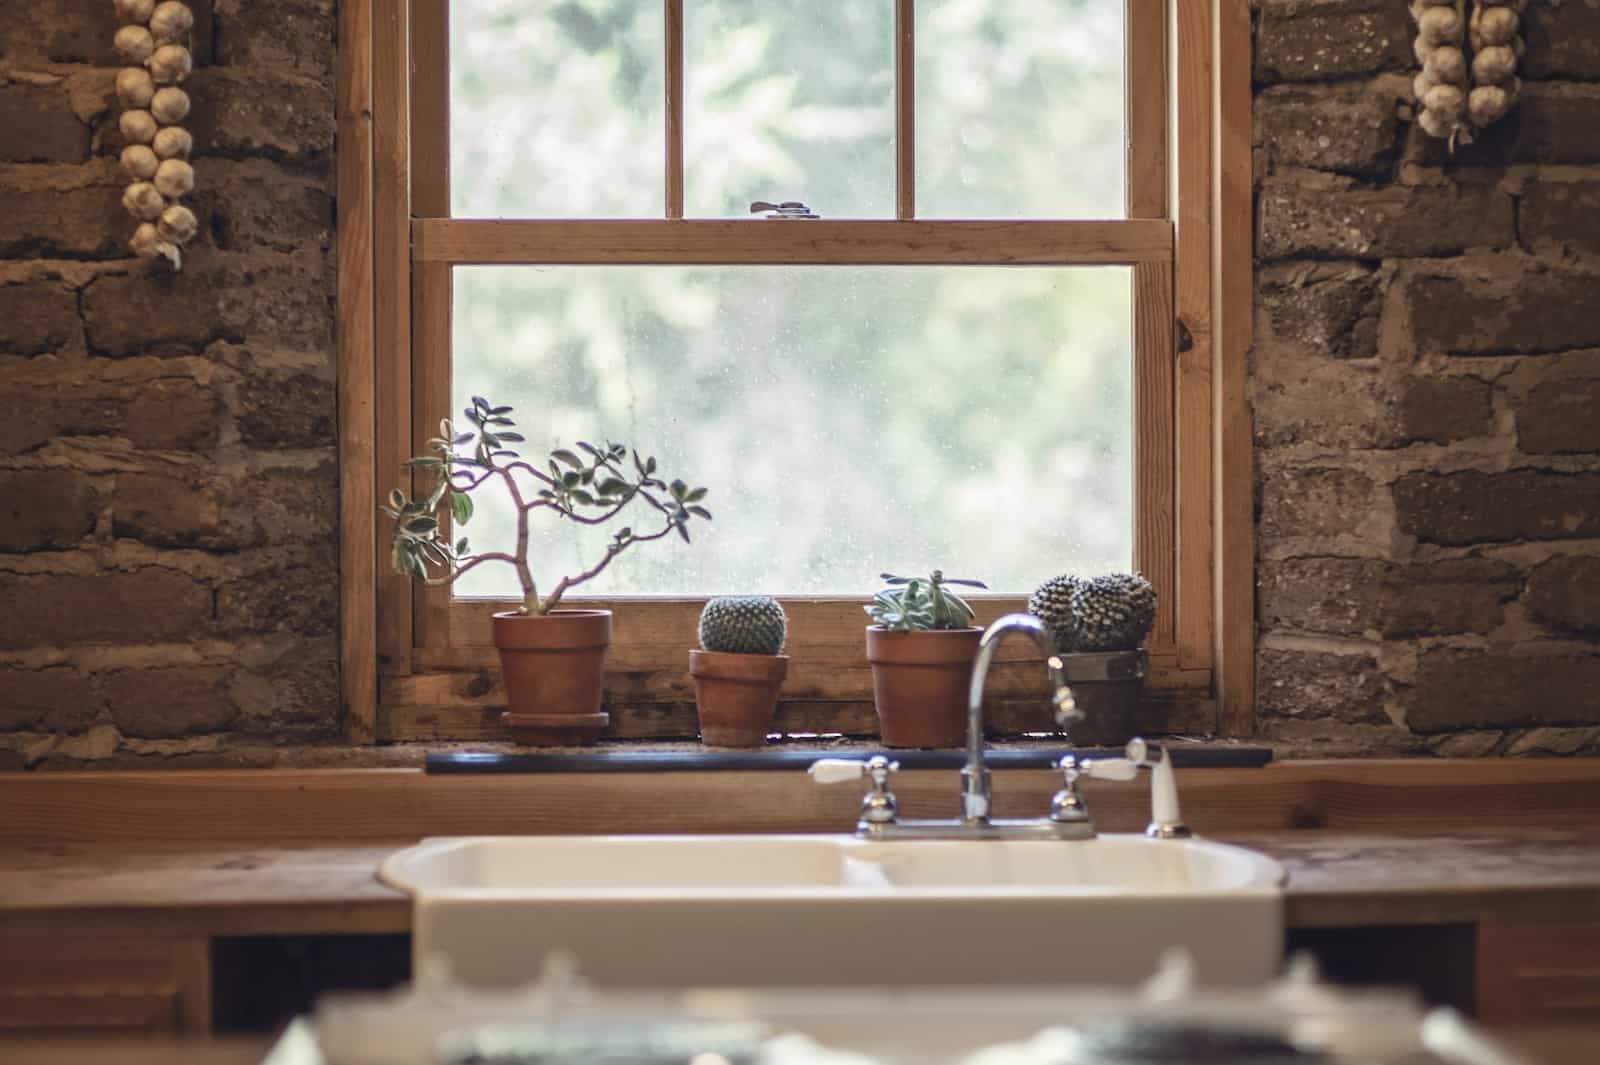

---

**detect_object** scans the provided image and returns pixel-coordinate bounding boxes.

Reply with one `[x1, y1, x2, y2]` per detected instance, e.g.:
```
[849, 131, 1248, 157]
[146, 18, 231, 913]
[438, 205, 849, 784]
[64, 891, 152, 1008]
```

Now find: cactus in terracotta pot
[690, 596, 789, 748]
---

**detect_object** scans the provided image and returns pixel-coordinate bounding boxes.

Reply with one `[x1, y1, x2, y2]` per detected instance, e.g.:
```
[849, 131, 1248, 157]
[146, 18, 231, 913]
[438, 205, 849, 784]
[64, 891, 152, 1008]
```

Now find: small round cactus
[698, 595, 787, 656]
[1029, 572, 1156, 653]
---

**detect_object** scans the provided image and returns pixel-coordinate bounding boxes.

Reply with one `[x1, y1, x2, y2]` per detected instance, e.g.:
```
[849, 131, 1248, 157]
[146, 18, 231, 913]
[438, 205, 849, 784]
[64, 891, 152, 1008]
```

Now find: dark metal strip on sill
[426, 746, 1273, 775]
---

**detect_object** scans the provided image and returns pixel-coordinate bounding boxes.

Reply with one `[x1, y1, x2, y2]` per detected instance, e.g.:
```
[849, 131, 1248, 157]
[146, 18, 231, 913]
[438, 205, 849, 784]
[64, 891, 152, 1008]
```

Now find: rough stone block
[0, 569, 212, 648]
[0, 666, 99, 732]
[1255, 84, 1398, 176]
[249, 462, 338, 545]
[0, 0, 123, 64]
[187, 69, 336, 160]
[0, 185, 127, 259]
[237, 371, 336, 448]
[83, 251, 334, 357]
[0, 373, 221, 453]
[1256, 648, 1389, 723]
[1408, 649, 1600, 732]
[1522, 0, 1600, 80]
[1519, 180, 1600, 254]
[1405, 268, 1600, 356]
[1400, 377, 1494, 444]
[1258, 183, 1514, 261]
[0, 470, 97, 552]
[213, 0, 336, 79]
[1382, 558, 1521, 638]
[1526, 556, 1600, 637]
[1394, 470, 1600, 546]
[1253, 355, 1398, 449]
[216, 548, 337, 637]
[104, 666, 237, 738]
[234, 646, 339, 732]
[0, 84, 90, 163]
[1255, 263, 1382, 360]
[1259, 556, 1519, 638]
[1517, 377, 1600, 456]
[0, 280, 79, 356]
[201, 160, 334, 254]
[112, 469, 235, 550]
[1255, 0, 1412, 83]
[1259, 466, 1382, 543]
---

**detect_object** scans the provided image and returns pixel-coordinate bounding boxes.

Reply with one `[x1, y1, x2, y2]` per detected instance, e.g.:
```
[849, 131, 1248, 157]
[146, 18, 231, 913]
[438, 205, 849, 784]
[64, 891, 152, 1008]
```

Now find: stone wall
[1253, 0, 1600, 755]
[0, 1, 340, 767]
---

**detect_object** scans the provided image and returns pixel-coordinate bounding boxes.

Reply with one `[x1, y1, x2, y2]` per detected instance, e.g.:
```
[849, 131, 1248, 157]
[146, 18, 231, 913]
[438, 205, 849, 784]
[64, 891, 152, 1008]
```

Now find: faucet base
[854, 818, 1096, 842]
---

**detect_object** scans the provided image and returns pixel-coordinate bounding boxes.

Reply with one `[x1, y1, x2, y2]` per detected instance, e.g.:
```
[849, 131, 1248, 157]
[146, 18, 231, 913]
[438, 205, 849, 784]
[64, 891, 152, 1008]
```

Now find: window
[356, 0, 1241, 743]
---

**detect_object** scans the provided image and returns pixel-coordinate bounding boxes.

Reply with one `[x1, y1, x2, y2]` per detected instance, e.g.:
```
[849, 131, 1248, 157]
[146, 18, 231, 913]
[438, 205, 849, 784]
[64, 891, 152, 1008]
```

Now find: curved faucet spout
[960, 613, 1075, 824]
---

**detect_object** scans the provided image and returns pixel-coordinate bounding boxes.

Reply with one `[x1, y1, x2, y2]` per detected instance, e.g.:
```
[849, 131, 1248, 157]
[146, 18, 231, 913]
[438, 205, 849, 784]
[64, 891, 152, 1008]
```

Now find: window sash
[371, 0, 1220, 744]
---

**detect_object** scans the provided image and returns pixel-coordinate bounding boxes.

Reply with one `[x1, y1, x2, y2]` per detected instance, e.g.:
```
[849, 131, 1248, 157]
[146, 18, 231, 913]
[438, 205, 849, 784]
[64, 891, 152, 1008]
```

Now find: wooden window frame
[338, 0, 1254, 744]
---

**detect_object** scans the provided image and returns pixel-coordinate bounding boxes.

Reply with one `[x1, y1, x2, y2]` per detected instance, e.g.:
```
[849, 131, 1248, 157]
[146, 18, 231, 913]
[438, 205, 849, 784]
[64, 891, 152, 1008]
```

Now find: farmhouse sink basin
[380, 834, 1284, 990]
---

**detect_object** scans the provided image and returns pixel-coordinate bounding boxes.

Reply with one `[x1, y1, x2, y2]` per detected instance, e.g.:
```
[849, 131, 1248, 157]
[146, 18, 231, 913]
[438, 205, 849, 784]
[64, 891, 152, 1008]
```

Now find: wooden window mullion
[665, 0, 684, 219]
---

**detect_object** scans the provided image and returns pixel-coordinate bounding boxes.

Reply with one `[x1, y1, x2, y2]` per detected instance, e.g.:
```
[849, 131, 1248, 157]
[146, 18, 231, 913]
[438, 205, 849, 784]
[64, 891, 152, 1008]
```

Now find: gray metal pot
[1057, 649, 1148, 747]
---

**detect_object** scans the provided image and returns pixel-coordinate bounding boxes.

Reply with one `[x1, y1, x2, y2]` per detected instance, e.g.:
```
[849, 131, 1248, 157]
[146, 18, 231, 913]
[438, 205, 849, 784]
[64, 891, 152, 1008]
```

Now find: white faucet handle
[808, 759, 868, 785]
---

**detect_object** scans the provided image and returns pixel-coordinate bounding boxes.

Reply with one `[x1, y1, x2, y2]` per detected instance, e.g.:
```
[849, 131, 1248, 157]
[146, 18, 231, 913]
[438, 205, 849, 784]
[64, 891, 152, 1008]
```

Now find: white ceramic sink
[380, 834, 1284, 990]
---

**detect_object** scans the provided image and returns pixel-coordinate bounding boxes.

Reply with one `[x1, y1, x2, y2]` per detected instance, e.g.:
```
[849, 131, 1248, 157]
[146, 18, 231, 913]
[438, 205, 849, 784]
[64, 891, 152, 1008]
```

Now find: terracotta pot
[865, 626, 982, 748]
[1058, 649, 1148, 748]
[493, 610, 611, 746]
[689, 650, 790, 748]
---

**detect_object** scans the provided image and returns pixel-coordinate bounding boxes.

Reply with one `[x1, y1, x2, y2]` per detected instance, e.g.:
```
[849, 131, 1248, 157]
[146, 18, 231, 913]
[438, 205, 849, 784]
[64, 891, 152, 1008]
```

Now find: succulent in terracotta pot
[690, 596, 789, 748]
[863, 570, 987, 748]
[385, 396, 711, 745]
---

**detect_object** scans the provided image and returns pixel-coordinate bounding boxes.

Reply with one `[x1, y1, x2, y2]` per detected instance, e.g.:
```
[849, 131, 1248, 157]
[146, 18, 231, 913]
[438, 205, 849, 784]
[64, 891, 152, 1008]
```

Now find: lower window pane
[451, 266, 1133, 597]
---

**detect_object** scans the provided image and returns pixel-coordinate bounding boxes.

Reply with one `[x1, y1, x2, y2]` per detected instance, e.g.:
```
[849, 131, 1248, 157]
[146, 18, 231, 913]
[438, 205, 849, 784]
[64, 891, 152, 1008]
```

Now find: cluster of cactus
[698, 595, 788, 656]
[865, 571, 987, 632]
[1029, 572, 1157, 653]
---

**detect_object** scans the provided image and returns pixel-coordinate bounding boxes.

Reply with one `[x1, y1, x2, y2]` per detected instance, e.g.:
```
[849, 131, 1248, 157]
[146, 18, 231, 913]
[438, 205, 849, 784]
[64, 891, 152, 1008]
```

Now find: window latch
[750, 201, 819, 219]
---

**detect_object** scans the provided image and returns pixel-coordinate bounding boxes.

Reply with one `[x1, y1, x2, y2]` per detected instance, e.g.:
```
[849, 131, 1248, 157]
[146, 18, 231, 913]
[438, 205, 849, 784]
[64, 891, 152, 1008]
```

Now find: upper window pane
[686, 1, 895, 218]
[451, 0, 665, 218]
[916, 0, 1126, 219]
[451, 265, 1132, 597]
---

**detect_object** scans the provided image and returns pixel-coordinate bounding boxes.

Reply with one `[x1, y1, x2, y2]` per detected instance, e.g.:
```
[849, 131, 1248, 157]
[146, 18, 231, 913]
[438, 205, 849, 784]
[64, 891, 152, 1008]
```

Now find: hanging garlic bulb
[148, 43, 192, 84]
[120, 144, 160, 181]
[115, 67, 155, 109]
[114, 24, 155, 63]
[129, 222, 163, 256]
[119, 108, 158, 144]
[154, 158, 195, 198]
[148, 1, 193, 43]
[152, 126, 192, 159]
[114, 0, 155, 23]
[122, 182, 166, 221]
[1411, 0, 1470, 145]
[150, 86, 189, 124]
[157, 204, 199, 245]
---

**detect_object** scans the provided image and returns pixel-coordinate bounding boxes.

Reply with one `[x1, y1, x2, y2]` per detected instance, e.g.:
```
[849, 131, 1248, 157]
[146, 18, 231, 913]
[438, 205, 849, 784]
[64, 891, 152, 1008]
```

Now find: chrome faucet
[810, 613, 1095, 841]
[960, 613, 1077, 823]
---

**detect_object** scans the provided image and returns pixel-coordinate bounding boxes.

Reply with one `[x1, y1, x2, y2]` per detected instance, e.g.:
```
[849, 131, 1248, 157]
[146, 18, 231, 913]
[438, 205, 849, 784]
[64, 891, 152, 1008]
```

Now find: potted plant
[689, 596, 789, 748]
[1027, 572, 1156, 746]
[385, 396, 711, 745]
[864, 570, 988, 748]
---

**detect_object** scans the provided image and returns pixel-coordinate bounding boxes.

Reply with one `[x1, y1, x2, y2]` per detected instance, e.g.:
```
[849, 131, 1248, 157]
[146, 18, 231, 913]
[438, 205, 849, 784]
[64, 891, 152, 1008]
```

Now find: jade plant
[865, 571, 987, 632]
[384, 396, 711, 615]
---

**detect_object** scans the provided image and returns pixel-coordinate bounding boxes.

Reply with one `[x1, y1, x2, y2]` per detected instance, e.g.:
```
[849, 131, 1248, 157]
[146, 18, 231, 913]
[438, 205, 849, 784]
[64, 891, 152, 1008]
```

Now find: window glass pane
[452, 266, 1132, 596]
[451, 0, 664, 218]
[916, 0, 1126, 218]
[686, 1, 894, 218]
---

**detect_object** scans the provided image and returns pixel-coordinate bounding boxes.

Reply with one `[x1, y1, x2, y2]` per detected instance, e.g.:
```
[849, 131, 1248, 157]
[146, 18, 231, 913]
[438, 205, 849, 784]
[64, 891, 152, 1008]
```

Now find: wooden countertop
[3, 830, 1599, 937]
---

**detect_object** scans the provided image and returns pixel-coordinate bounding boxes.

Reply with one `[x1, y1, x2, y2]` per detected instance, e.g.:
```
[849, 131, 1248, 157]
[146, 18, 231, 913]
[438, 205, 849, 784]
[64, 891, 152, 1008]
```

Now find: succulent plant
[866, 570, 987, 632]
[1029, 572, 1156, 653]
[384, 396, 711, 616]
[699, 596, 788, 656]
